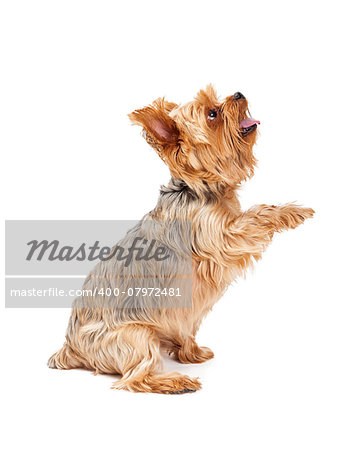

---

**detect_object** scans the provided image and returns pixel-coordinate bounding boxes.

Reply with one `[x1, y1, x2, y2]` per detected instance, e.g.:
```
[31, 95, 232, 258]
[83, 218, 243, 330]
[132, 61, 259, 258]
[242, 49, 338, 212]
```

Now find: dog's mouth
[240, 118, 260, 136]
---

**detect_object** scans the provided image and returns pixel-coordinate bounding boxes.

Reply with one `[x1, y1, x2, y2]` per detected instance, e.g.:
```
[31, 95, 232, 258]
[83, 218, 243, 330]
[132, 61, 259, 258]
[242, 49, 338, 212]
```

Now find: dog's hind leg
[111, 324, 201, 394]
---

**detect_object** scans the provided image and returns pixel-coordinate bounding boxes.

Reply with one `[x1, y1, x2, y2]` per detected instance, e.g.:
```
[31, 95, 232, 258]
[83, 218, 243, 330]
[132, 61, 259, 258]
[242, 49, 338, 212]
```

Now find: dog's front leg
[226, 203, 314, 261]
[246, 203, 315, 232]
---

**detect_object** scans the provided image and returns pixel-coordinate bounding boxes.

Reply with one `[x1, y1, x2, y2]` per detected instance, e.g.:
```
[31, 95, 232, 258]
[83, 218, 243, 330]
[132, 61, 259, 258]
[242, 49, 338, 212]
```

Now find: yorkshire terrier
[48, 85, 314, 393]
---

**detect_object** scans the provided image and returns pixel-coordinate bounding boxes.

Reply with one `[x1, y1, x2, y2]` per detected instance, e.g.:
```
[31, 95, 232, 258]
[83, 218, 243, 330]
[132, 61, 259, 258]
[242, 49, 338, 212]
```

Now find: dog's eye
[208, 109, 218, 120]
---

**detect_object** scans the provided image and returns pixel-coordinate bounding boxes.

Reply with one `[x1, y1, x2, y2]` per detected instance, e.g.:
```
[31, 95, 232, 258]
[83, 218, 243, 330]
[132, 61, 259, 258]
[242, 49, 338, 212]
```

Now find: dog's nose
[234, 91, 245, 100]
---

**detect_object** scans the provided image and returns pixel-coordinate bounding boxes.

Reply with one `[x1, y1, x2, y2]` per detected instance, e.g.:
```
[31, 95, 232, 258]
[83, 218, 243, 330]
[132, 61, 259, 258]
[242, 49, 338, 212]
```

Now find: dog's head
[129, 85, 259, 187]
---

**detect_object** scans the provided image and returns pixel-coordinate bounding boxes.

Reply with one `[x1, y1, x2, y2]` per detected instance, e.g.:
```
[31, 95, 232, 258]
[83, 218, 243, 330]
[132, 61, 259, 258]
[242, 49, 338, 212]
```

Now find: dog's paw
[288, 206, 315, 225]
[176, 345, 214, 364]
[164, 375, 202, 394]
[276, 204, 315, 230]
[294, 206, 315, 220]
[112, 373, 202, 394]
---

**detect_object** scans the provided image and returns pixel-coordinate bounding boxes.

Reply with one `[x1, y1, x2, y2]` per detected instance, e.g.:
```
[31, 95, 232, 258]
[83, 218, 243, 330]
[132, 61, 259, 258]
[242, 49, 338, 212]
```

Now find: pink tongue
[240, 118, 261, 128]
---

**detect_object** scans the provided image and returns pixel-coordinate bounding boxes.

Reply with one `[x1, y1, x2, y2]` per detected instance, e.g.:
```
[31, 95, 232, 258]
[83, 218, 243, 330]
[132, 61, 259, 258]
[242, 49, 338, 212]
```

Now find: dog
[48, 85, 314, 393]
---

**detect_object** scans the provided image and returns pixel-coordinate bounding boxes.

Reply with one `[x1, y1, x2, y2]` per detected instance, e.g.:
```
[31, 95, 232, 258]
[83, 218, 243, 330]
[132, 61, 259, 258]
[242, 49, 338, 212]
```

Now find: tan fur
[48, 86, 314, 394]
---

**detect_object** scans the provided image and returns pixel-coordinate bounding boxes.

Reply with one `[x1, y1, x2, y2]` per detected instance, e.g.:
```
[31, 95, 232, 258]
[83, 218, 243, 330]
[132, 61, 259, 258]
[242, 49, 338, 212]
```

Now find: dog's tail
[48, 343, 84, 370]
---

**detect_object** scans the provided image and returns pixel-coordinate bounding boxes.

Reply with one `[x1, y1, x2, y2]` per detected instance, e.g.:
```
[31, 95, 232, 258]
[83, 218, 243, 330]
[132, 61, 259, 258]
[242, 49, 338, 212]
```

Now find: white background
[1, 1, 359, 449]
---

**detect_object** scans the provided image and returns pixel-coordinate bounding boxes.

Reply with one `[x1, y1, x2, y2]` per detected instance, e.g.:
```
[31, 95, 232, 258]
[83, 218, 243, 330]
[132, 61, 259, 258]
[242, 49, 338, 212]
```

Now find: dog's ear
[129, 98, 179, 155]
